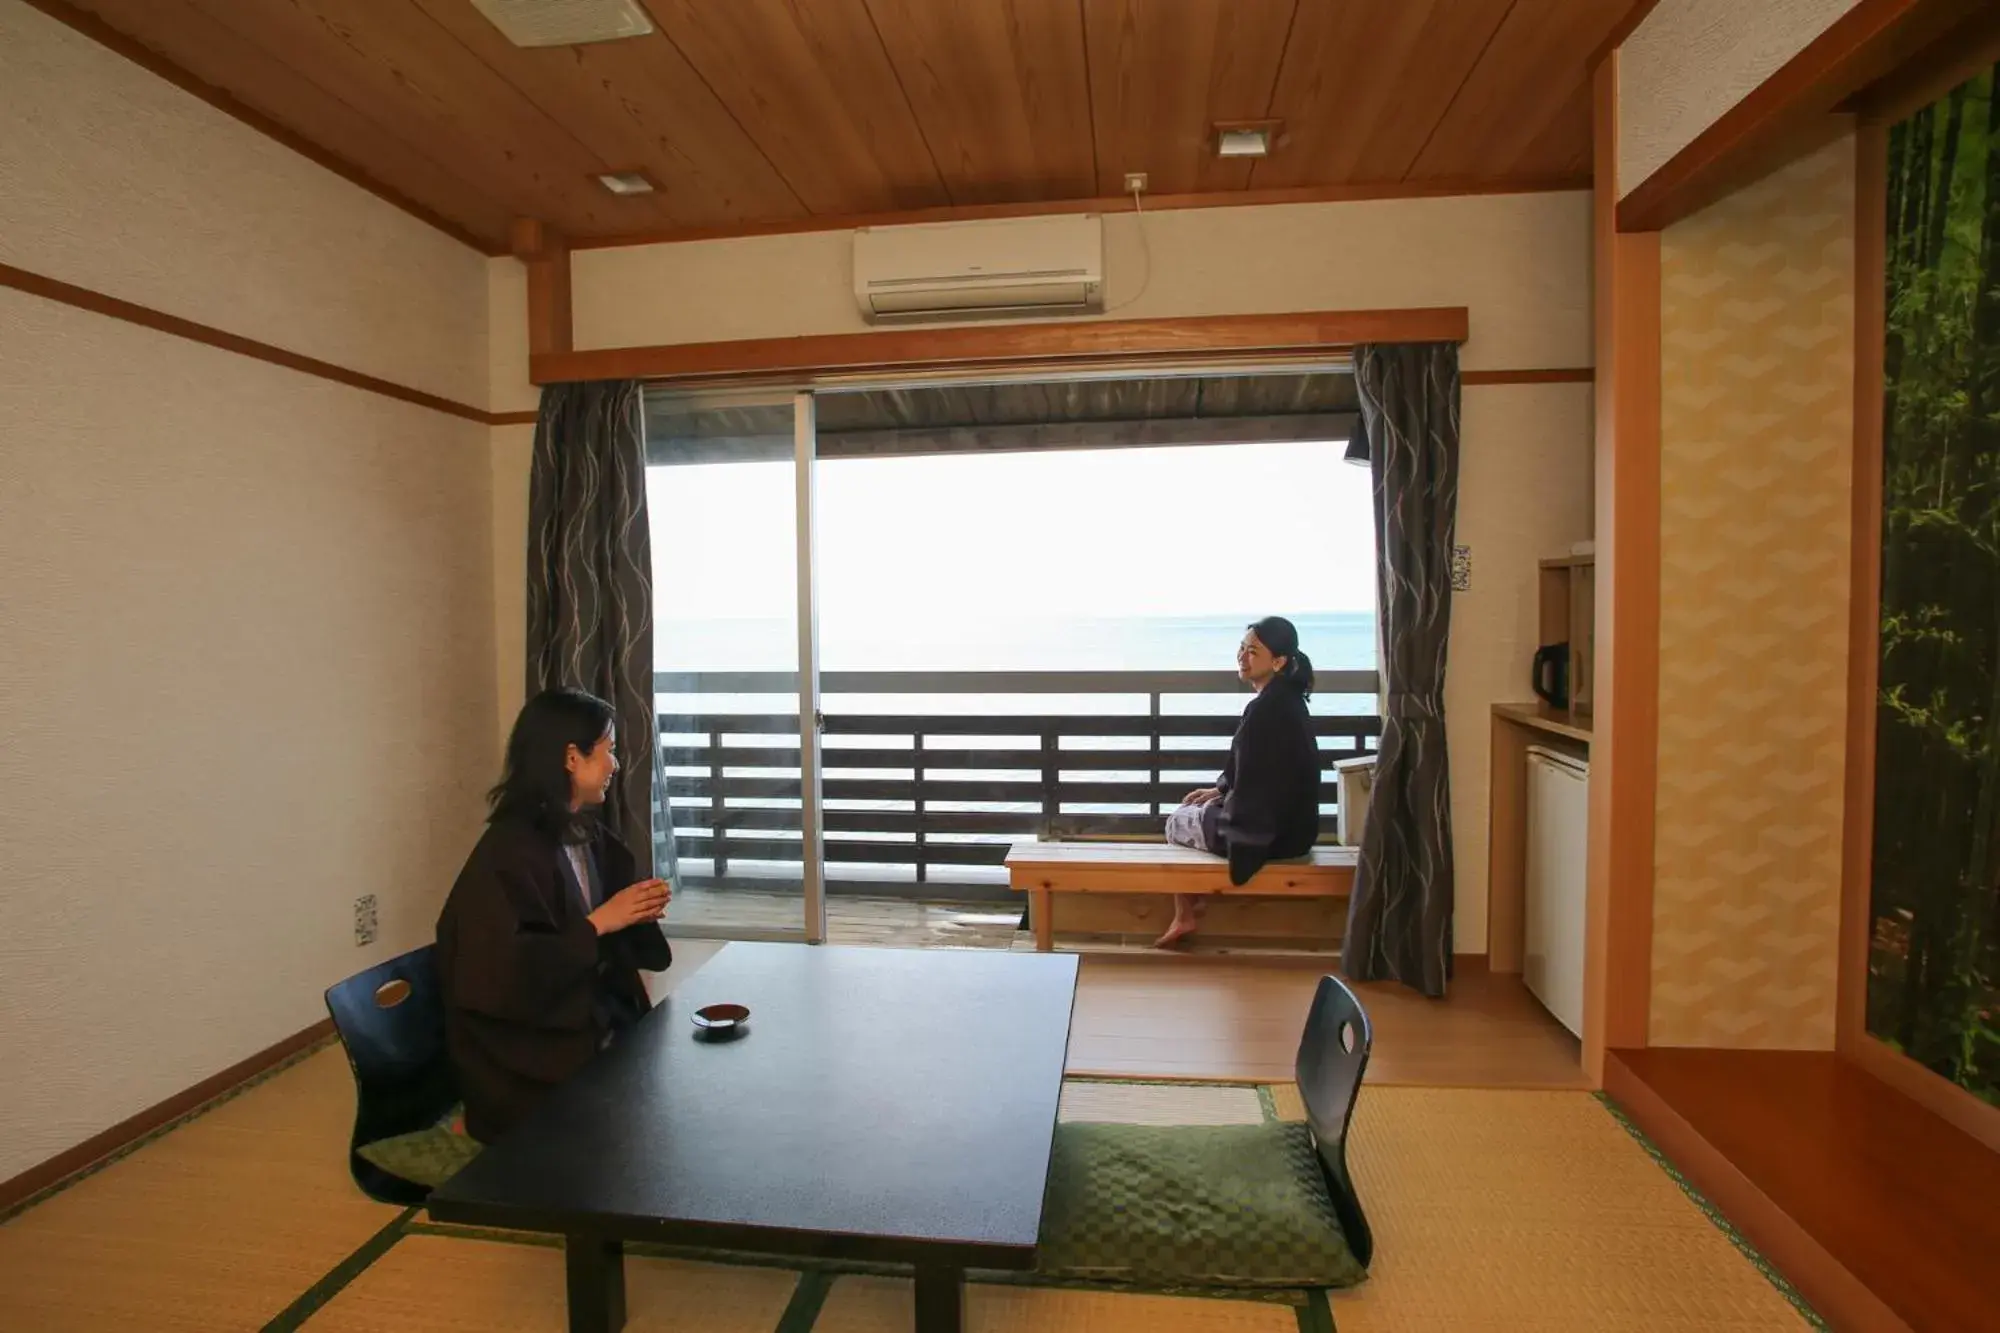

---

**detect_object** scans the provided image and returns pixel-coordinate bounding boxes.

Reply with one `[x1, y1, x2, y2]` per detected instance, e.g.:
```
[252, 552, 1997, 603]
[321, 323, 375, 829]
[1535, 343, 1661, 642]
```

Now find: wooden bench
[1004, 841, 1357, 952]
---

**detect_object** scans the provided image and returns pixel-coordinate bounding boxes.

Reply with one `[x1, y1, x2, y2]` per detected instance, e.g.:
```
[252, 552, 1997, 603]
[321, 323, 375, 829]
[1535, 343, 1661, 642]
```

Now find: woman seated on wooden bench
[1158, 616, 1322, 948]
[435, 688, 674, 1142]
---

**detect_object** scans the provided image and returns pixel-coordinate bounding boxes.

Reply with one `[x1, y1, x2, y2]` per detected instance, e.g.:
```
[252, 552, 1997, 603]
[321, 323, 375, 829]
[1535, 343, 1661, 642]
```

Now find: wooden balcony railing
[657, 669, 1380, 891]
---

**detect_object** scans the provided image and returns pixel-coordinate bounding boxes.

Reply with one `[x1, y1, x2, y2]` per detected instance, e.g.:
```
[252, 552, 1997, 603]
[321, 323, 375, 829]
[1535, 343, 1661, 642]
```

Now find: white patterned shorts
[1164, 800, 1217, 852]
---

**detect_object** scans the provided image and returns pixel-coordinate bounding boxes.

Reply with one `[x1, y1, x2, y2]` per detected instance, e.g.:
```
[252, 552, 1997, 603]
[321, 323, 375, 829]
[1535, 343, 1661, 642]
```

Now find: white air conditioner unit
[853, 214, 1103, 323]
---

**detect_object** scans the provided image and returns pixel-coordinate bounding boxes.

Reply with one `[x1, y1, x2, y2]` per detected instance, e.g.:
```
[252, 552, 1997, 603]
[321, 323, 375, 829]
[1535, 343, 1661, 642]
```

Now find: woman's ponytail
[1286, 648, 1315, 700]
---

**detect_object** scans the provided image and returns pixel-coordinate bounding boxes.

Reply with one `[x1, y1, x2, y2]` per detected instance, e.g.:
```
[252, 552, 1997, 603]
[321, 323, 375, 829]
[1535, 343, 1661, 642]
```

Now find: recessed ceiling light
[597, 170, 656, 196]
[1213, 120, 1283, 160]
[471, 0, 655, 49]
[1217, 129, 1268, 158]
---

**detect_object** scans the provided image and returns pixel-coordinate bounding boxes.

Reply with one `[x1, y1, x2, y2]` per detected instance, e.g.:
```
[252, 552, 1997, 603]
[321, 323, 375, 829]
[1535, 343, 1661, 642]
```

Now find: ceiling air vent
[470, 0, 655, 48]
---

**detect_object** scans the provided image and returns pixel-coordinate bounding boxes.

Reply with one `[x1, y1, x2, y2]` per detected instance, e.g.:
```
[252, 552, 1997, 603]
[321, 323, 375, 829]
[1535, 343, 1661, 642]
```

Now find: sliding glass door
[646, 390, 824, 941]
[645, 363, 1366, 947]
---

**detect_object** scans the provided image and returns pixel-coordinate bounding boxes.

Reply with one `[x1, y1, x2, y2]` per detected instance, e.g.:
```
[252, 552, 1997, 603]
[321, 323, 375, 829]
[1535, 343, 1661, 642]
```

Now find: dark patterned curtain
[1342, 343, 1460, 997]
[526, 380, 677, 884]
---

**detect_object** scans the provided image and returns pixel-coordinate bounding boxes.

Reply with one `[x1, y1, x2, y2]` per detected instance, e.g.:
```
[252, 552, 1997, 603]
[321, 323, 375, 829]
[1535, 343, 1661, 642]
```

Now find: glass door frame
[656, 354, 1356, 945]
[792, 389, 827, 943]
[648, 385, 826, 945]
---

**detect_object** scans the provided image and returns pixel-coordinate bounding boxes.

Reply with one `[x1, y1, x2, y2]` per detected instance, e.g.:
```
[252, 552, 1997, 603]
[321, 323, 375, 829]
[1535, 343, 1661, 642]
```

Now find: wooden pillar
[1838, 120, 1888, 1061]
[509, 217, 573, 360]
[1582, 51, 1662, 1084]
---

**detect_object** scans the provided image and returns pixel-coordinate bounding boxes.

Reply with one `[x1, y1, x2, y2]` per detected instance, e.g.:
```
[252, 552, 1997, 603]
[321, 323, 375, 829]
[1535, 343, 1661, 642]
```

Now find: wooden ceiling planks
[1256, 0, 1517, 188]
[1409, 0, 1635, 180]
[863, 0, 1098, 204]
[1514, 81, 1597, 182]
[35, 0, 1641, 253]
[1082, 0, 1297, 196]
[61, 0, 516, 247]
[173, 0, 619, 234]
[407, 0, 805, 231]
[644, 0, 948, 215]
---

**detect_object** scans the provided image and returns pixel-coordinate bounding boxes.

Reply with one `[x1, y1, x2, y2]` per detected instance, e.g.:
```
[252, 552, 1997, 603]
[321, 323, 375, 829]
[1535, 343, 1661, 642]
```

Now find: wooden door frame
[1583, 49, 1663, 1087]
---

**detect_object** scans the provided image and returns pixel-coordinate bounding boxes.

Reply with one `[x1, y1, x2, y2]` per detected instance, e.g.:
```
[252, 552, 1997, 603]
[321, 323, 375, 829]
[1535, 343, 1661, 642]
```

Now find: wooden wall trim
[19, 0, 498, 257]
[567, 176, 1593, 253]
[1583, 54, 1662, 1085]
[0, 1018, 335, 1218]
[1461, 367, 1594, 386]
[0, 251, 1561, 417]
[1615, 0, 1987, 233]
[0, 260, 524, 426]
[531, 308, 1471, 386]
[1603, 1052, 1915, 1333]
[1840, 121, 1888, 1061]
[1851, 4, 2000, 126]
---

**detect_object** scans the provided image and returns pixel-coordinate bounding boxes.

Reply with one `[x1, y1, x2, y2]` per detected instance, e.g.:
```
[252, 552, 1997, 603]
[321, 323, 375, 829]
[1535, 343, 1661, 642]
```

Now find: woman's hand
[1183, 787, 1222, 806]
[589, 878, 671, 936]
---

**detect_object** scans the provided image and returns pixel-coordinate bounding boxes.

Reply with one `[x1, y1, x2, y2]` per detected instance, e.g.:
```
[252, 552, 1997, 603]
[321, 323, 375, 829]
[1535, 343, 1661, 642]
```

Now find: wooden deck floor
[654, 938, 1588, 1090]
[673, 885, 1384, 959]
[669, 886, 1025, 949]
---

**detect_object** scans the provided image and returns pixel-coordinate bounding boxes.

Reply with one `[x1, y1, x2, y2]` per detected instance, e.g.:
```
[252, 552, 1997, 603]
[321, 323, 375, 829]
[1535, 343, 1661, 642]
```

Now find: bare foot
[1153, 915, 1199, 949]
[1153, 893, 1210, 949]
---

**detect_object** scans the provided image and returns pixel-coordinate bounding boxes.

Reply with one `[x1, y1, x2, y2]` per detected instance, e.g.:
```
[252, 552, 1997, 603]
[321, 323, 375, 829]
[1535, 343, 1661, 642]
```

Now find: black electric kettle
[1532, 643, 1570, 710]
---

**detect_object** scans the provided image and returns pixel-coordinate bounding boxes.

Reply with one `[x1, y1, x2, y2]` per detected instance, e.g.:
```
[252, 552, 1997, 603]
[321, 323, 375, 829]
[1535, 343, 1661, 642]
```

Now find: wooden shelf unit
[1489, 551, 1596, 982]
[1538, 553, 1596, 717]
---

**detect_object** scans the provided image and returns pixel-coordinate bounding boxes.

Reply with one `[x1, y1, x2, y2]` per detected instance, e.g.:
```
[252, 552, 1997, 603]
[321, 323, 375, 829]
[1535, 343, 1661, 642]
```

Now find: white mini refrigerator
[1523, 745, 1588, 1037]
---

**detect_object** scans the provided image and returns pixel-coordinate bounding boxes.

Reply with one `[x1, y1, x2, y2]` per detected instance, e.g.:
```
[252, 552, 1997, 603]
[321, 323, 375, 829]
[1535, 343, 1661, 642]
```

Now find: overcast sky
[649, 438, 1375, 627]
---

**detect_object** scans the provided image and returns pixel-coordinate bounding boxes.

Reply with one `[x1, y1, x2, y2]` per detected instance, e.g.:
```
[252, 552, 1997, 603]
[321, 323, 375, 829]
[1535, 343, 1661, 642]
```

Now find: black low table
[427, 941, 1080, 1332]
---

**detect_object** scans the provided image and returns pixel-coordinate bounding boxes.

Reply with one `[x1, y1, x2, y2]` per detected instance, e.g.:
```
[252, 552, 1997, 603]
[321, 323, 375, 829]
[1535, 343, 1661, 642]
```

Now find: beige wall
[0, 0, 496, 1182]
[1453, 384, 1596, 951]
[498, 195, 1599, 953]
[1650, 136, 1855, 1049]
[570, 191, 1594, 373]
[488, 259, 538, 748]
[0, 0, 488, 408]
[489, 258, 540, 417]
[1619, 0, 1860, 195]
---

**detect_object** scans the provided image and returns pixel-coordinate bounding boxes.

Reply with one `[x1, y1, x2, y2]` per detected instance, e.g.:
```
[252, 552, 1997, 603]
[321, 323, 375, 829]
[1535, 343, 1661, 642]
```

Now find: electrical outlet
[1451, 544, 1472, 592]
[353, 894, 378, 947]
[1124, 171, 1148, 195]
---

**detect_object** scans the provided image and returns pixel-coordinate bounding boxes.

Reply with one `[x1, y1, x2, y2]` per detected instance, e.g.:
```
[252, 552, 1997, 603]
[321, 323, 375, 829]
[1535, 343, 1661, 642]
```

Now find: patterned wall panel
[1651, 137, 1855, 1049]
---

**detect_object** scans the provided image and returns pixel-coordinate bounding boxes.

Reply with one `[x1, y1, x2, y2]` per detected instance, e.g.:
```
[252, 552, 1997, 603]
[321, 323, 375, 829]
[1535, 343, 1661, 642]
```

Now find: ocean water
[656, 610, 1378, 719]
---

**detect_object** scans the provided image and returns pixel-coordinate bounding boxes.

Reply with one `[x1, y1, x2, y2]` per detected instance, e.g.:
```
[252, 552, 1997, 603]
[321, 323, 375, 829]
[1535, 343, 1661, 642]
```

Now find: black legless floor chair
[1295, 973, 1374, 1267]
[324, 944, 458, 1204]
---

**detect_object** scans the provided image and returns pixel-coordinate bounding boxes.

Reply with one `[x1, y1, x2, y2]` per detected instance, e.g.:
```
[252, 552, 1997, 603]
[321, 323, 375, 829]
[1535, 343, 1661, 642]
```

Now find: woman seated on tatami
[435, 687, 674, 1142]
[1158, 616, 1321, 948]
